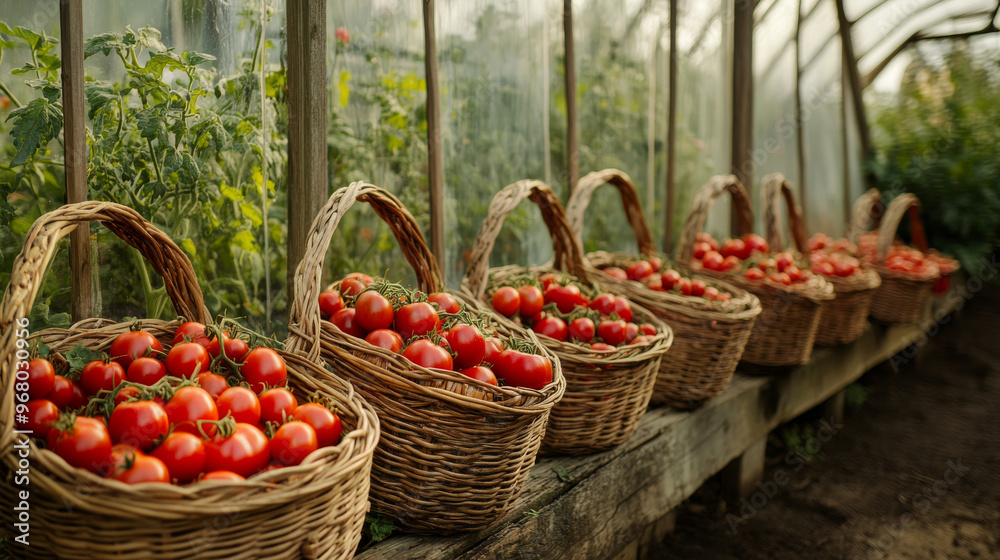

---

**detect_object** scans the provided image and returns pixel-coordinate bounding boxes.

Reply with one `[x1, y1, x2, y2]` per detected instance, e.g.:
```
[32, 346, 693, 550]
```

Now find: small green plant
[844, 382, 873, 410]
[359, 512, 396, 551]
[779, 423, 825, 463]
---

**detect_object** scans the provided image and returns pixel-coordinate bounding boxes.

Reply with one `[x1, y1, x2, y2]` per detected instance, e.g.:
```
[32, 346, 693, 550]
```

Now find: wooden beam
[422, 0, 446, 273]
[731, 0, 754, 234]
[564, 0, 579, 190]
[286, 0, 329, 300]
[664, 0, 677, 253]
[841, 56, 852, 228]
[860, 34, 915, 88]
[61, 0, 94, 321]
[912, 24, 999, 43]
[835, 0, 873, 165]
[721, 436, 767, 506]
[794, 0, 807, 229]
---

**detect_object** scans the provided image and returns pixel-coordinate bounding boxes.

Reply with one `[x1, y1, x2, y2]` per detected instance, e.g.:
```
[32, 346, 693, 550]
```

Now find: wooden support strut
[423, 0, 446, 274]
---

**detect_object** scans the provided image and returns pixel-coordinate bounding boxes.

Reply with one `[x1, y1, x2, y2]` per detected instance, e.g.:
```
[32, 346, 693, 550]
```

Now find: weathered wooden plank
[563, 0, 579, 190]
[361, 291, 961, 559]
[61, 0, 94, 321]
[422, 0, 445, 272]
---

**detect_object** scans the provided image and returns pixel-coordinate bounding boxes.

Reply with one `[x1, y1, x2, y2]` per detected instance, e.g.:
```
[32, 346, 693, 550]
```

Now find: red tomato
[114, 452, 170, 485]
[395, 302, 439, 340]
[678, 278, 693, 296]
[598, 320, 627, 346]
[110, 330, 164, 369]
[331, 308, 367, 338]
[588, 293, 617, 316]
[770, 272, 792, 285]
[661, 270, 682, 290]
[834, 260, 857, 277]
[428, 292, 461, 314]
[80, 360, 126, 396]
[151, 432, 206, 483]
[692, 242, 712, 260]
[217, 387, 262, 425]
[240, 348, 288, 393]
[702, 251, 724, 271]
[645, 275, 664, 291]
[205, 423, 270, 478]
[109, 400, 169, 450]
[721, 239, 750, 261]
[127, 357, 167, 385]
[742, 233, 769, 254]
[539, 273, 560, 289]
[270, 421, 318, 466]
[402, 339, 453, 370]
[491, 287, 521, 317]
[196, 372, 230, 399]
[114, 386, 142, 406]
[640, 323, 657, 336]
[811, 261, 835, 276]
[590, 342, 616, 351]
[697, 233, 719, 250]
[612, 297, 633, 322]
[355, 291, 394, 331]
[517, 286, 545, 318]
[339, 278, 368, 297]
[165, 342, 211, 379]
[545, 284, 586, 314]
[447, 324, 486, 368]
[647, 256, 664, 272]
[344, 272, 374, 284]
[318, 290, 345, 317]
[25, 358, 55, 399]
[207, 332, 250, 363]
[785, 265, 805, 282]
[758, 258, 776, 270]
[493, 351, 552, 389]
[721, 256, 740, 271]
[459, 366, 498, 386]
[630, 335, 653, 346]
[690, 280, 706, 298]
[626, 261, 654, 281]
[568, 317, 596, 342]
[49, 416, 112, 474]
[744, 268, 766, 280]
[201, 470, 245, 482]
[602, 267, 628, 281]
[775, 252, 794, 272]
[291, 403, 342, 447]
[483, 338, 504, 365]
[259, 388, 298, 425]
[18, 399, 59, 438]
[625, 322, 639, 342]
[47, 375, 80, 409]
[365, 329, 404, 353]
[704, 286, 720, 300]
[173, 322, 210, 347]
[533, 316, 569, 342]
[165, 386, 219, 436]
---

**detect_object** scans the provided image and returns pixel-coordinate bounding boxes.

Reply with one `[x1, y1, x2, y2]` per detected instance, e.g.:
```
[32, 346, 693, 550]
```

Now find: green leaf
[231, 230, 257, 252]
[183, 51, 216, 66]
[180, 238, 197, 257]
[5, 98, 63, 166]
[135, 26, 166, 53]
[0, 22, 43, 49]
[135, 107, 166, 142]
[220, 181, 244, 201]
[64, 344, 104, 373]
[553, 466, 571, 483]
[84, 32, 125, 58]
[338, 71, 351, 107]
[145, 53, 184, 75]
[240, 202, 263, 227]
[0, 183, 15, 226]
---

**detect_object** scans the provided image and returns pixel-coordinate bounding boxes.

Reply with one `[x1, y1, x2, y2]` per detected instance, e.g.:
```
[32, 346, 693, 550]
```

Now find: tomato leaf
[4, 98, 63, 166]
[64, 345, 105, 374]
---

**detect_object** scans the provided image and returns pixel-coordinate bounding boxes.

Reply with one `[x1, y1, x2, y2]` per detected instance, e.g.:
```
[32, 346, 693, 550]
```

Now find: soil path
[654, 286, 1000, 560]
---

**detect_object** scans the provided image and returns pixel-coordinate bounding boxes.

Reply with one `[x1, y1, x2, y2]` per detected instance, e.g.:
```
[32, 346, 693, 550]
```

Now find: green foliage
[359, 512, 395, 551]
[779, 422, 824, 463]
[869, 44, 1000, 270]
[844, 382, 872, 410]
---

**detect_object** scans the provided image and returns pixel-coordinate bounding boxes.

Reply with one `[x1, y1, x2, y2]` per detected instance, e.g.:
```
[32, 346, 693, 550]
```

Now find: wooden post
[794, 0, 807, 228]
[722, 436, 767, 507]
[664, 0, 677, 253]
[287, 0, 329, 298]
[834, 0, 873, 163]
[840, 56, 852, 228]
[61, 0, 94, 322]
[422, 0, 446, 274]
[564, 0, 579, 191]
[821, 388, 846, 425]
[730, 0, 754, 235]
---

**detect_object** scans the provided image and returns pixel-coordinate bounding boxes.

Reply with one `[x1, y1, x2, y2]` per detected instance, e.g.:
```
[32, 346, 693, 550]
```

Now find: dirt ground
[653, 285, 1000, 560]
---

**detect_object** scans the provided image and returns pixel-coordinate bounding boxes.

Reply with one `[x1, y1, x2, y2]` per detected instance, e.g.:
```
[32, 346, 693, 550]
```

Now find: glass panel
[920, 14, 993, 37]
[799, 0, 838, 68]
[676, 0, 731, 242]
[569, 0, 670, 257]
[844, 0, 887, 21]
[77, 0, 284, 332]
[437, 0, 561, 287]
[854, 0, 994, 64]
[327, 2, 426, 289]
[0, 3, 65, 327]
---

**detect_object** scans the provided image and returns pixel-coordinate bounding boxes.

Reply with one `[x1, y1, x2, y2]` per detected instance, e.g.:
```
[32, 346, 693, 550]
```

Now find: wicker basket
[566, 169, 761, 409]
[285, 182, 565, 534]
[677, 175, 834, 368]
[762, 173, 880, 346]
[850, 191, 940, 325]
[461, 179, 673, 455]
[0, 202, 378, 560]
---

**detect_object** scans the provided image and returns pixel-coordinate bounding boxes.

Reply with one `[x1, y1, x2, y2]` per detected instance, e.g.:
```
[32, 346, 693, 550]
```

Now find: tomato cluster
[690, 232, 814, 287]
[319, 273, 554, 390]
[16, 322, 342, 485]
[854, 233, 957, 278]
[600, 257, 734, 302]
[807, 233, 865, 278]
[488, 272, 661, 350]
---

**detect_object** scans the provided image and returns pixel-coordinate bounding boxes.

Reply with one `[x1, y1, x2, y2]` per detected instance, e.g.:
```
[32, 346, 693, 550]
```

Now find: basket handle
[287, 182, 444, 362]
[761, 172, 808, 253]
[464, 180, 589, 300]
[875, 193, 928, 262]
[566, 169, 657, 255]
[848, 188, 883, 244]
[676, 175, 755, 263]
